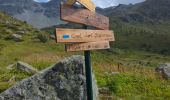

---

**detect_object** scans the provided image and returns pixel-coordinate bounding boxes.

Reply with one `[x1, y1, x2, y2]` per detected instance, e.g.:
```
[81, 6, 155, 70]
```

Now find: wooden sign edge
[76, 0, 96, 12]
[60, 4, 109, 30]
[65, 41, 111, 52]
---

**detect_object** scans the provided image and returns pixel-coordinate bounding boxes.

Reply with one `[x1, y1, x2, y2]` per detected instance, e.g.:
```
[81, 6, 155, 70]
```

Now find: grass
[1, 37, 170, 99]
[91, 50, 170, 99]
[1, 39, 170, 99]
[97, 72, 170, 99]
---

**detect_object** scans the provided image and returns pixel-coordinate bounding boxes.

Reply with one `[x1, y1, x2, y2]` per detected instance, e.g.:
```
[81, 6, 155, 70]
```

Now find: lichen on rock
[0, 55, 99, 100]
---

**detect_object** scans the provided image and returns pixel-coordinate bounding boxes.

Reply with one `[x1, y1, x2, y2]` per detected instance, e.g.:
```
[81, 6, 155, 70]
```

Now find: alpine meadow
[0, 0, 170, 99]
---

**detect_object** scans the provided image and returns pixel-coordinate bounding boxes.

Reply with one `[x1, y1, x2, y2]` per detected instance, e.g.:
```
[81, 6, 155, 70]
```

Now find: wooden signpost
[56, 28, 115, 43]
[56, 1, 115, 100]
[61, 4, 109, 30]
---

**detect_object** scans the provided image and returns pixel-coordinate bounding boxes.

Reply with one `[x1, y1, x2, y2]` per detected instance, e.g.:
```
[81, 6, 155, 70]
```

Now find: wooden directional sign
[66, 41, 110, 52]
[77, 0, 96, 12]
[56, 28, 115, 43]
[61, 4, 109, 30]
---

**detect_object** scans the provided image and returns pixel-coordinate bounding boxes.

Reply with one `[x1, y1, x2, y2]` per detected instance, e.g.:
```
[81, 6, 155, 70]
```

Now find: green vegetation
[37, 33, 49, 43]
[101, 73, 170, 99]
[110, 18, 170, 55]
[0, 11, 170, 99]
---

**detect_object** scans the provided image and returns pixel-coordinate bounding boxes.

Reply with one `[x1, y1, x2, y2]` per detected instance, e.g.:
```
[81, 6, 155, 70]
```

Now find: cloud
[34, 0, 51, 2]
[33, 0, 145, 8]
[117, 0, 145, 4]
[92, 0, 118, 8]
[92, 0, 145, 8]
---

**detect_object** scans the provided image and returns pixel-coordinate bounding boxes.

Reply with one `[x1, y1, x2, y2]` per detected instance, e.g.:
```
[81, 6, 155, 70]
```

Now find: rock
[111, 72, 120, 76]
[155, 63, 170, 79]
[11, 34, 23, 42]
[5, 21, 10, 24]
[16, 31, 26, 35]
[99, 87, 113, 100]
[0, 55, 99, 100]
[104, 72, 119, 76]
[6, 64, 14, 70]
[99, 87, 111, 95]
[16, 61, 38, 74]
[92, 73, 99, 100]
[50, 35, 55, 39]
[8, 76, 16, 83]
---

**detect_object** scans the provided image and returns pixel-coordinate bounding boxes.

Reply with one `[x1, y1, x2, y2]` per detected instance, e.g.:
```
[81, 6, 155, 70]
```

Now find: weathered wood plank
[66, 0, 75, 5]
[65, 41, 110, 52]
[60, 4, 109, 30]
[77, 0, 96, 12]
[56, 28, 115, 43]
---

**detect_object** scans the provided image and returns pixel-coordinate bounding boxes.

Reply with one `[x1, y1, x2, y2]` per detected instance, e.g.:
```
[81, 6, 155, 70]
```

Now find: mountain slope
[104, 0, 170, 55]
[105, 0, 170, 22]
[0, 0, 64, 28]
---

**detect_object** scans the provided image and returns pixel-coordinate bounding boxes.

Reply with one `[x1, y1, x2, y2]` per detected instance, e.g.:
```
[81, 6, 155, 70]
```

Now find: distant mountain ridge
[0, 0, 64, 28]
[104, 0, 170, 23]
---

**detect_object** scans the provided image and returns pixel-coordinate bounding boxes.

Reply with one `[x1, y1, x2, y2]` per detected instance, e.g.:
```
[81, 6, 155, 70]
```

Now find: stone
[50, 35, 55, 39]
[99, 87, 112, 100]
[104, 72, 119, 76]
[111, 72, 119, 76]
[11, 34, 23, 42]
[8, 76, 16, 83]
[6, 64, 14, 70]
[0, 55, 99, 100]
[92, 73, 99, 100]
[16, 61, 38, 74]
[16, 31, 26, 35]
[99, 87, 110, 95]
[155, 63, 170, 79]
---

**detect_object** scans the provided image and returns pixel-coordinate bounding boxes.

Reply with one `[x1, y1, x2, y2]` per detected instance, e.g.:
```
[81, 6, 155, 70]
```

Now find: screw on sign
[56, 0, 115, 100]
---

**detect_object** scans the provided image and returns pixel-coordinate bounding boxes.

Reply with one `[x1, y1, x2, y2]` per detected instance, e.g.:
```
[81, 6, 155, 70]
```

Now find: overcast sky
[34, 0, 145, 8]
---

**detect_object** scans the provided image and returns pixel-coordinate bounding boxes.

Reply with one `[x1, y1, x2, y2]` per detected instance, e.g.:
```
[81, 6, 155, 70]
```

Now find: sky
[34, 0, 145, 8]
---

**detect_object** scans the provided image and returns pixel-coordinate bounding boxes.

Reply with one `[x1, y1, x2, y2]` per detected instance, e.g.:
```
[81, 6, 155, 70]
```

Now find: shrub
[37, 33, 49, 43]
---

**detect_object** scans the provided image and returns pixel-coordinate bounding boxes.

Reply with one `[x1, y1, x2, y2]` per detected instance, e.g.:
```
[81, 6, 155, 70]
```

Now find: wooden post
[83, 25, 93, 100]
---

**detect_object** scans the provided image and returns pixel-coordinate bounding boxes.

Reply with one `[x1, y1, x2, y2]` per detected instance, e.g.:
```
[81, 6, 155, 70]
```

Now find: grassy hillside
[106, 0, 170, 55]
[0, 11, 170, 100]
[109, 18, 170, 55]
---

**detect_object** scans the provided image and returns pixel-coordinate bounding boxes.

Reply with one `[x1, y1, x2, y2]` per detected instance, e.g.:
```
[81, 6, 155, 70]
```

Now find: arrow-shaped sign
[61, 4, 109, 30]
[56, 28, 115, 43]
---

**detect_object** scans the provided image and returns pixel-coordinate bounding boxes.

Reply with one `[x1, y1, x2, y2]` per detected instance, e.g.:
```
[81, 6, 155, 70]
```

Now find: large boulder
[155, 63, 170, 79]
[0, 55, 99, 100]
